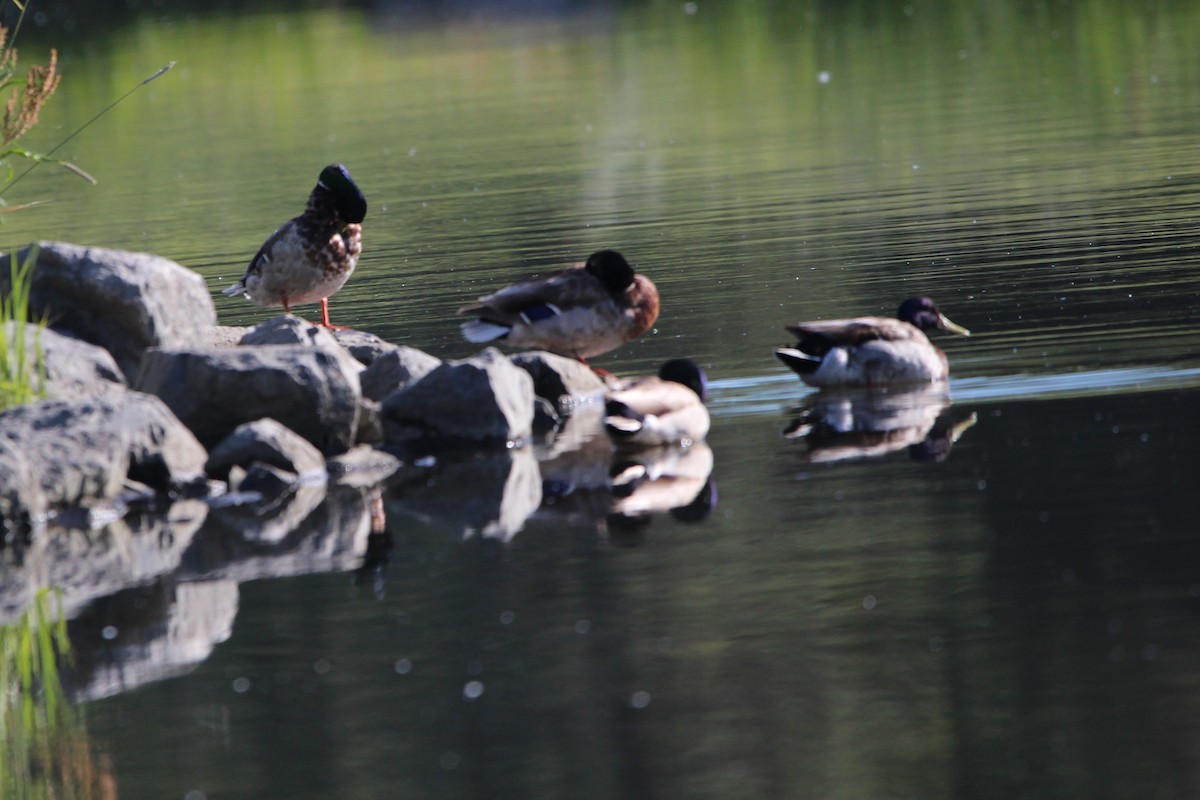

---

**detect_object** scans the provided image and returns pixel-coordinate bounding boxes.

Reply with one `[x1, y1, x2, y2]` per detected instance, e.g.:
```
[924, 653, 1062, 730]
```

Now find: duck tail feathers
[604, 400, 645, 436]
[222, 281, 246, 297]
[461, 319, 511, 343]
[775, 347, 820, 375]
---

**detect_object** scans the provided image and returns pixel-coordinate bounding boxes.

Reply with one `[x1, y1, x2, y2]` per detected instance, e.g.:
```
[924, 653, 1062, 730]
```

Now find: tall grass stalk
[0, 0, 87, 197]
[0, 0, 174, 206]
[0, 245, 45, 411]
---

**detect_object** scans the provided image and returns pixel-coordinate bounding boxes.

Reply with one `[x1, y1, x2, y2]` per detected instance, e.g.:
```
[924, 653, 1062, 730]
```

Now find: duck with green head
[224, 163, 367, 329]
[457, 249, 659, 368]
[603, 358, 711, 447]
[775, 296, 971, 388]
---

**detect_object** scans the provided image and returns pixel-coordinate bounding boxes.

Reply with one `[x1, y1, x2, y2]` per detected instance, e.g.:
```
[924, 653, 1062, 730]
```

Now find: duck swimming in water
[603, 358, 710, 447]
[458, 249, 659, 367]
[224, 163, 367, 329]
[775, 296, 970, 388]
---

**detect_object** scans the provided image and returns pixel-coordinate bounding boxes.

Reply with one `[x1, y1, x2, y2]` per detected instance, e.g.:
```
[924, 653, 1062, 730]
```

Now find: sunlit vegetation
[0, 589, 116, 800]
[0, 2, 95, 211]
[0, 247, 45, 411]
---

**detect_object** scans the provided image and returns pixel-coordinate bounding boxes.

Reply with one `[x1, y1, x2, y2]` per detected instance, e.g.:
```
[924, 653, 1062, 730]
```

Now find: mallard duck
[457, 249, 659, 365]
[775, 296, 970, 387]
[603, 358, 710, 447]
[224, 163, 367, 329]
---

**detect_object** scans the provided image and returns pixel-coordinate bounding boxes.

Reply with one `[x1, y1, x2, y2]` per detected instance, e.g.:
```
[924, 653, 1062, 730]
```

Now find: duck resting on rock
[603, 358, 710, 447]
[775, 296, 970, 388]
[457, 249, 659, 368]
[224, 163, 367, 329]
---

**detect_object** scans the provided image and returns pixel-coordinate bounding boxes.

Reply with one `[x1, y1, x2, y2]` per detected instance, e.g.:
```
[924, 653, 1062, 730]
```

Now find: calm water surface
[4, 1, 1200, 797]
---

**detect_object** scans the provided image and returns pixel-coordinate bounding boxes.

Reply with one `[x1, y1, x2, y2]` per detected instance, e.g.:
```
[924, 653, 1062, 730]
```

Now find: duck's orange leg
[319, 297, 351, 331]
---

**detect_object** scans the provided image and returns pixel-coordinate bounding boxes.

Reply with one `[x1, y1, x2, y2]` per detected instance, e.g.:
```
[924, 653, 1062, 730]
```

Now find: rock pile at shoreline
[0, 241, 608, 536]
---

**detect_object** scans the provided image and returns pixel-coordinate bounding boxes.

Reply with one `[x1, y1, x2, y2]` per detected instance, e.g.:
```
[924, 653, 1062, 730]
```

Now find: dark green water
[4, 1, 1200, 797]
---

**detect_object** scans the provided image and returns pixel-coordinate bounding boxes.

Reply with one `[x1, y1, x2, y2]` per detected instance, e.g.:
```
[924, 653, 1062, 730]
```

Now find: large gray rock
[331, 329, 400, 366]
[1, 321, 126, 400]
[380, 347, 534, 445]
[0, 393, 207, 526]
[510, 351, 606, 411]
[205, 418, 326, 482]
[238, 316, 364, 373]
[135, 345, 362, 454]
[356, 398, 383, 445]
[5, 242, 216, 382]
[359, 345, 442, 401]
[120, 392, 210, 488]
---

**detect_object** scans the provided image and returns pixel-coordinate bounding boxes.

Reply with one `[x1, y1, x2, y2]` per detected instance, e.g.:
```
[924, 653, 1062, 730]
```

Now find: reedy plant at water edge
[0, 0, 176, 211]
[0, 1, 96, 208]
[0, 246, 46, 411]
[0, 588, 116, 799]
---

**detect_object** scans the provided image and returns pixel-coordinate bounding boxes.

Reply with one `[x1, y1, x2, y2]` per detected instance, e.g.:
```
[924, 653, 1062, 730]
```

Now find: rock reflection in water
[181, 484, 375, 582]
[65, 578, 238, 701]
[535, 405, 615, 527]
[2, 482, 379, 701]
[386, 406, 719, 544]
[0, 499, 209, 624]
[784, 385, 978, 464]
[208, 478, 329, 545]
[386, 448, 543, 542]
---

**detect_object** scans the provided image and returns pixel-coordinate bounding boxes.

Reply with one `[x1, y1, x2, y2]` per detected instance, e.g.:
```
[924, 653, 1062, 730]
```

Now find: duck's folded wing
[233, 220, 294, 286]
[784, 317, 914, 350]
[457, 265, 605, 322]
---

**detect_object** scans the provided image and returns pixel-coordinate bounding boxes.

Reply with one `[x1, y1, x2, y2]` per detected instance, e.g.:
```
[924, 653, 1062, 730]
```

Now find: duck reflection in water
[784, 384, 977, 464]
[606, 442, 718, 544]
[539, 433, 718, 538]
[354, 488, 392, 598]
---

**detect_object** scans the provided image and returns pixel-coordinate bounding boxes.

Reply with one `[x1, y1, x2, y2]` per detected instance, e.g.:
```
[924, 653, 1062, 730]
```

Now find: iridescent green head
[897, 296, 970, 336]
[584, 249, 635, 295]
[318, 163, 367, 224]
[658, 358, 708, 401]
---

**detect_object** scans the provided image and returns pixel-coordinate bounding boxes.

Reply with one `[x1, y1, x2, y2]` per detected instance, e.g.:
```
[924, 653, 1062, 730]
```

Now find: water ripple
[707, 366, 1200, 418]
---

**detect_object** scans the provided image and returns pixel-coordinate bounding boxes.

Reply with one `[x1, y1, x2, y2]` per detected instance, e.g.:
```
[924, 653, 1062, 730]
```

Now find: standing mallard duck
[457, 249, 659, 366]
[775, 296, 970, 388]
[603, 358, 710, 447]
[224, 163, 367, 329]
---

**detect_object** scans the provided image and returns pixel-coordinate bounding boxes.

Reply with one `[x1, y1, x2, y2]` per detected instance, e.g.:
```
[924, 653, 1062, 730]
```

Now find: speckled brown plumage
[225, 163, 366, 329]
